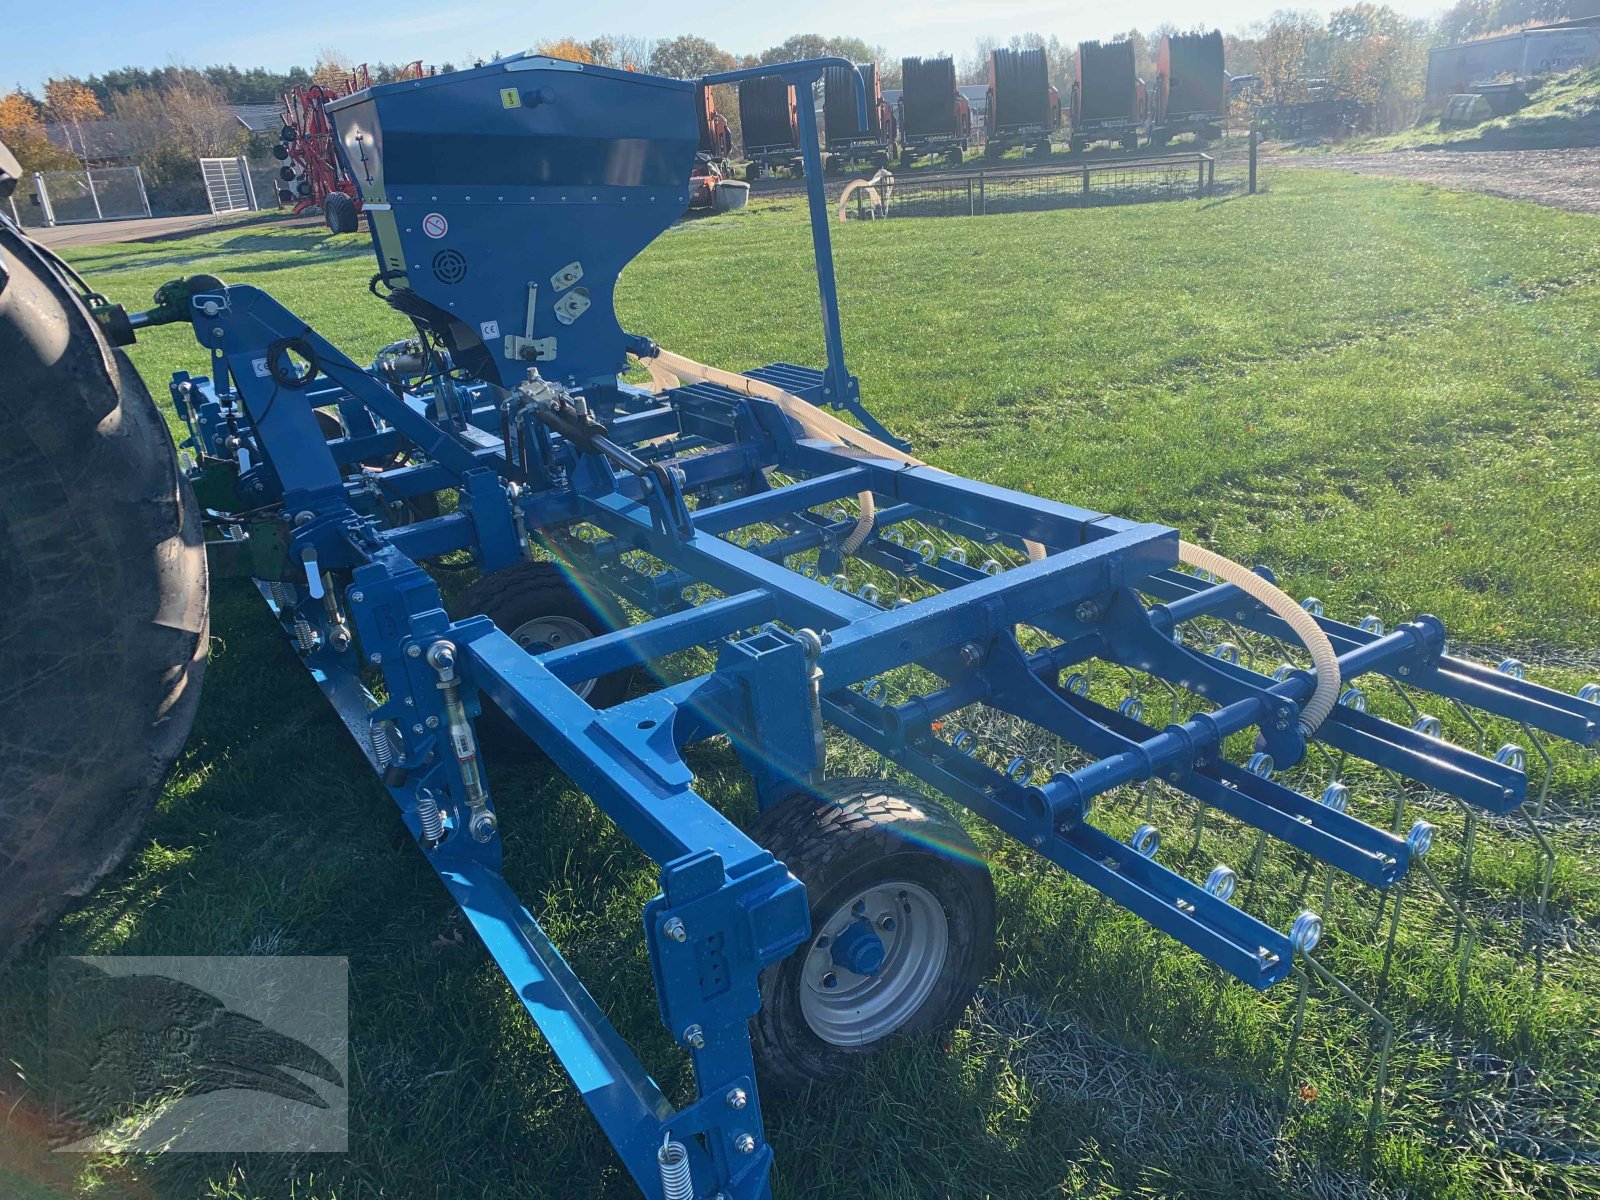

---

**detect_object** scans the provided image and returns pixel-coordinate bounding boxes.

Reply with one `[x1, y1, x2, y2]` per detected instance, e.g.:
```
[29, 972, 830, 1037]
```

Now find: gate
[200, 156, 260, 215]
[32, 166, 152, 225]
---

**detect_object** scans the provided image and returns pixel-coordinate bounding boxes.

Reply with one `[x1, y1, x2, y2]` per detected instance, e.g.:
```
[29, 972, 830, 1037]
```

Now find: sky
[8, 0, 1451, 95]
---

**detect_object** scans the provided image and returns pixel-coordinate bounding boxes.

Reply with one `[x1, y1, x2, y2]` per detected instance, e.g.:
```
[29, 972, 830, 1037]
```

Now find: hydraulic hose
[636, 348, 1341, 735]
[1175, 541, 1340, 737]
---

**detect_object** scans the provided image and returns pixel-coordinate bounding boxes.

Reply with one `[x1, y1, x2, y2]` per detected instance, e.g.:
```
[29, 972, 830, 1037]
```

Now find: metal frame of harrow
[156, 56, 1600, 1200]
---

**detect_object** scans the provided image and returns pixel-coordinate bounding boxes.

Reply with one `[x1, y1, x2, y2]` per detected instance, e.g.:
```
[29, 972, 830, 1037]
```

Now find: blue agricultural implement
[2, 52, 1597, 1200]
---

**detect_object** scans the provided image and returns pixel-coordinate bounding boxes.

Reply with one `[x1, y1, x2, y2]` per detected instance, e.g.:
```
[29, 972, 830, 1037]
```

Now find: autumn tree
[0, 91, 78, 172]
[588, 35, 654, 70]
[1256, 11, 1322, 104]
[1327, 4, 1426, 130]
[311, 49, 354, 90]
[535, 38, 597, 64]
[649, 35, 736, 78]
[42, 78, 103, 166]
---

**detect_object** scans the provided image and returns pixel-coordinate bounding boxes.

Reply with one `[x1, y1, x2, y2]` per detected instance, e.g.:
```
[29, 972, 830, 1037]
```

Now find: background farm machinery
[897, 56, 973, 166]
[3, 45, 1599, 1200]
[1070, 39, 1149, 152]
[737, 76, 803, 180]
[689, 83, 747, 212]
[273, 60, 429, 232]
[985, 47, 1061, 160]
[823, 62, 898, 173]
[1151, 31, 1227, 147]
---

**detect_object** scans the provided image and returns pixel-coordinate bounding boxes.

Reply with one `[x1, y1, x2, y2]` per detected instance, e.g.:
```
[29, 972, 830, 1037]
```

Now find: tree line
[2, 1, 1592, 197]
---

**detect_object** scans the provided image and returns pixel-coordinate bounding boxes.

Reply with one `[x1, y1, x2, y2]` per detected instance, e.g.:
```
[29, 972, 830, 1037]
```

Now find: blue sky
[9, 0, 1448, 95]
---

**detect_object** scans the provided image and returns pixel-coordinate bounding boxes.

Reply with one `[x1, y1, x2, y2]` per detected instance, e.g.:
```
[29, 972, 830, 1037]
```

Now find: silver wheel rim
[798, 880, 949, 1047]
[510, 615, 598, 698]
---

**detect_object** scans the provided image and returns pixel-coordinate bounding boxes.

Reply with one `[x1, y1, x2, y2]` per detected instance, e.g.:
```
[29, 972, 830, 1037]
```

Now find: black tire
[947, 148, 962, 166]
[0, 222, 208, 969]
[323, 191, 359, 234]
[271, 143, 289, 161]
[278, 165, 296, 181]
[899, 150, 916, 168]
[1033, 140, 1052, 158]
[748, 777, 996, 1091]
[455, 561, 631, 760]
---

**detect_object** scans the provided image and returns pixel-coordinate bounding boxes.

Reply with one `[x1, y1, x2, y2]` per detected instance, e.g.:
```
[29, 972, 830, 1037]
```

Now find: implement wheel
[323, 191, 359, 234]
[456, 560, 632, 760]
[748, 777, 996, 1090]
[0, 215, 208, 967]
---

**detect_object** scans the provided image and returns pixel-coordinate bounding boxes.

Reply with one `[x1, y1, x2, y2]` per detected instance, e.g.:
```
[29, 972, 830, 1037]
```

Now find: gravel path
[1276, 146, 1600, 214]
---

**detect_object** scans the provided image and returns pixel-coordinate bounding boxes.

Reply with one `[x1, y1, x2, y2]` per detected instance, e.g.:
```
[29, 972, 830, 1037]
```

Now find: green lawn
[3, 170, 1599, 1199]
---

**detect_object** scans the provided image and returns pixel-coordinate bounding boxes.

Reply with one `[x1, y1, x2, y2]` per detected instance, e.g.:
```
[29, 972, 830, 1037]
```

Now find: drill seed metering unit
[3, 52, 1596, 1200]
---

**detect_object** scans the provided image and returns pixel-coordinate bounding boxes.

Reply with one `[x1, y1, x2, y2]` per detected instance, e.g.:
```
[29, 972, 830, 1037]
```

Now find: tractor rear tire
[748, 777, 996, 1092]
[0, 222, 209, 969]
[454, 561, 632, 762]
[323, 192, 359, 234]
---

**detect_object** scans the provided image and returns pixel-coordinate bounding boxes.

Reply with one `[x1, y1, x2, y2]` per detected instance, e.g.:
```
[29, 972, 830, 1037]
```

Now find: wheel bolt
[822, 972, 838, 989]
[878, 915, 896, 932]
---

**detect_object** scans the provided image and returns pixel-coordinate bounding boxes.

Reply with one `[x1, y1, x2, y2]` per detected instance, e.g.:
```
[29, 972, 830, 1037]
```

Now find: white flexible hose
[1176, 541, 1341, 736]
[637, 348, 1341, 735]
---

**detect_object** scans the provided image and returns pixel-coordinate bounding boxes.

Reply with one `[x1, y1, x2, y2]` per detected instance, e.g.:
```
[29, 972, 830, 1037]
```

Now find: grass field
[2, 170, 1599, 1200]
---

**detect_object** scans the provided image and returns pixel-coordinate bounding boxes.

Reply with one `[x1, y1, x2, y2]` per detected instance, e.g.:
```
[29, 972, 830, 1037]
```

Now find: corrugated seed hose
[636, 349, 1341, 737]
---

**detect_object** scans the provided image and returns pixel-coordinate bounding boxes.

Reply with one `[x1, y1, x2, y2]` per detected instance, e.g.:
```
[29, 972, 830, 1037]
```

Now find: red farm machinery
[823, 62, 897, 173]
[1151, 31, 1227, 147]
[898, 56, 972, 167]
[689, 83, 749, 211]
[1069, 39, 1149, 152]
[274, 61, 428, 233]
[984, 47, 1061, 161]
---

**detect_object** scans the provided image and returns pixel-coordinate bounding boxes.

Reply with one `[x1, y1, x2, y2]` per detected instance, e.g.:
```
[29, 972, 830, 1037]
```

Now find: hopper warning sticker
[422, 213, 448, 239]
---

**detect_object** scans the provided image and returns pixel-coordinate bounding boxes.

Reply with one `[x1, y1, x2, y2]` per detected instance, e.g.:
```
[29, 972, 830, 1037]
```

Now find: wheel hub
[510, 615, 597, 697]
[798, 881, 948, 1047]
[829, 918, 886, 976]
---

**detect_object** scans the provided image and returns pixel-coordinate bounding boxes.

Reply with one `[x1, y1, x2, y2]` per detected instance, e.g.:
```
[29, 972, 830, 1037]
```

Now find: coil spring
[415, 788, 445, 846]
[657, 1133, 694, 1200]
[293, 617, 319, 654]
[370, 721, 396, 770]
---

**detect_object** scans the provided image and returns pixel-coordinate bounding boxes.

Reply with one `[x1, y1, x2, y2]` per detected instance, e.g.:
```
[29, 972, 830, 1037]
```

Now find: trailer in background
[739, 76, 803, 179]
[985, 47, 1060, 160]
[824, 62, 898, 172]
[1070, 40, 1147, 152]
[1152, 31, 1226, 146]
[899, 56, 973, 166]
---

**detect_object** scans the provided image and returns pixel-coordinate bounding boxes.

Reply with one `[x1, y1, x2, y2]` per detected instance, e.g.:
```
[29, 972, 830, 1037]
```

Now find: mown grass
[2, 170, 1598, 1200]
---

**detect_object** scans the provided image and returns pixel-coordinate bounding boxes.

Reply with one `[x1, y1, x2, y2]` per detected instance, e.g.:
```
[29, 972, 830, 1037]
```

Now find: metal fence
[841, 154, 1242, 221]
[200, 156, 261, 215]
[29, 166, 152, 226]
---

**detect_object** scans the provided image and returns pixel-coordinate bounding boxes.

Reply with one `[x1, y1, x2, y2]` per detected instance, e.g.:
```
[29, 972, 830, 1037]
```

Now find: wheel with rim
[0, 209, 208, 968]
[323, 191, 359, 234]
[455, 561, 631, 760]
[748, 777, 996, 1090]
